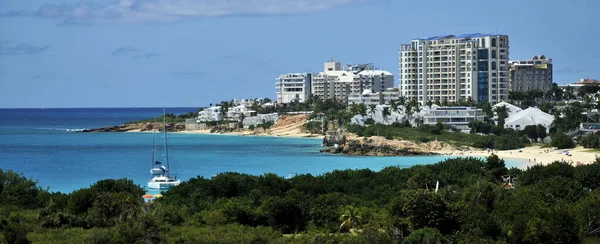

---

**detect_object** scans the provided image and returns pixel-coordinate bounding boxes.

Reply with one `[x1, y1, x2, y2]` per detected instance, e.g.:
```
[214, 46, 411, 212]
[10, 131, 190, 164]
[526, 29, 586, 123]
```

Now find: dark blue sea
[0, 108, 519, 194]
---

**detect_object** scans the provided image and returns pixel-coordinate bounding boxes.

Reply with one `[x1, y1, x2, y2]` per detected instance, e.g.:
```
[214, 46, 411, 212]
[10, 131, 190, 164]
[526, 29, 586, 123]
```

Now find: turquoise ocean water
[0, 108, 520, 194]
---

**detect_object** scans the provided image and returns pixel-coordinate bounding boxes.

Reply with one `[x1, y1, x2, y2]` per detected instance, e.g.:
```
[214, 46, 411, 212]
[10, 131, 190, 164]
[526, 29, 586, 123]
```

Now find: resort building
[343, 63, 375, 74]
[275, 73, 312, 104]
[242, 113, 279, 128]
[197, 106, 223, 122]
[423, 106, 486, 131]
[399, 33, 510, 104]
[348, 88, 401, 106]
[492, 101, 523, 121]
[558, 78, 600, 90]
[226, 105, 257, 121]
[504, 107, 553, 131]
[509, 55, 553, 92]
[312, 61, 394, 101]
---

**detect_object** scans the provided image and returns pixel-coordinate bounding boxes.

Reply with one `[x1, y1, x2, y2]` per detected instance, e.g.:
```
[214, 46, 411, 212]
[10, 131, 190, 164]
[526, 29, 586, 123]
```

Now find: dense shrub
[579, 133, 600, 148]
[4, 156, 600, 243]
[551, 131, 575, 149]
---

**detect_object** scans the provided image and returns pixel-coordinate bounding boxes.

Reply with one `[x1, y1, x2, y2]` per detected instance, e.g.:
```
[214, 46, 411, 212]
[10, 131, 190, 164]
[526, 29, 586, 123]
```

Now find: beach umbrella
[154, 194, 163, 198]
[142, 194, 154, 199]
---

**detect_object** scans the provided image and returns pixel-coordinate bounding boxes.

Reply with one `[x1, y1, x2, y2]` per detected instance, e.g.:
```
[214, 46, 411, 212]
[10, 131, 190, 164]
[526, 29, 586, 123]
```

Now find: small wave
[65, 128, 87, 132]
[34, 128, 88, 132]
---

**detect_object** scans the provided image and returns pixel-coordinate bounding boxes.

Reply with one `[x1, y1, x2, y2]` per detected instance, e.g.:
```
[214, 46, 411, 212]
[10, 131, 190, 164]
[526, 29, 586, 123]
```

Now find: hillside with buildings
[82, 32, 600, 158]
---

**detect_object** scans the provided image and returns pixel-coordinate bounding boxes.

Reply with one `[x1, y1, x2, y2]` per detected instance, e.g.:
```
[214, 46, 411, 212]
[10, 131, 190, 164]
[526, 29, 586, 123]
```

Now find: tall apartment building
[399, 33, 509, 104]
[312, 61, 394, 100]
[275, 73, 312, 104]
[509, 55, 553, 92]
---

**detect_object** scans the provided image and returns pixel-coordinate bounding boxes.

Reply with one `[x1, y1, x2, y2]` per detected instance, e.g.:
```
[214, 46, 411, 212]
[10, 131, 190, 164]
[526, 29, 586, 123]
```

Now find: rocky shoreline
[320, 138, 440, 156]
[80, 123, 186, 133]
[320, 128, 448, 156]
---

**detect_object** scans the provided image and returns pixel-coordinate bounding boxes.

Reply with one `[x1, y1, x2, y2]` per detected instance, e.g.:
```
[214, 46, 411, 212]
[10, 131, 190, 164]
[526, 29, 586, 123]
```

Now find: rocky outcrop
[322, 128, 347, 147]
[320, 137, 439, 156]
[210, 123, 241, 133]
[81, 123, 185, 132]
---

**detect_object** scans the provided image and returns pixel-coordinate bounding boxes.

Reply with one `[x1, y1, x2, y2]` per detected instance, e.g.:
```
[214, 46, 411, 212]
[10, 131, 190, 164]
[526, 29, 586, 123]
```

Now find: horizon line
[0, 106, 203, 109]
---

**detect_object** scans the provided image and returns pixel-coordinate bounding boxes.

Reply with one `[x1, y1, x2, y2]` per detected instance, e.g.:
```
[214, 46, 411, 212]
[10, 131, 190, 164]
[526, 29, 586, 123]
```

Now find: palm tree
[382, 107, 391, 121]
[358, 103, 367, 117]
[389, 100, 398, 113]
[494, 105, 509, 127]
[368, 104, 377, 117]
[339, 206, 362, 233]
[426, 100, 434, 108]
[398, 96, 407, 107]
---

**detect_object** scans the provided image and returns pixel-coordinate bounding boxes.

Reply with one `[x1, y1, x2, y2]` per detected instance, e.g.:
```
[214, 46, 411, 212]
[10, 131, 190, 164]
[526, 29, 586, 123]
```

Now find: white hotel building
[312, 61, 394, 101]
[399, 33, 509, 104]
[275, 73, 312, 104]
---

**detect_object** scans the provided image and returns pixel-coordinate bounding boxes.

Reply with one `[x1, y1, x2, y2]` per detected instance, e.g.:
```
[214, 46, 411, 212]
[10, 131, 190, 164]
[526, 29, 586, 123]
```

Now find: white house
[348, 88, 401, 106]
[197, 106, 223, 122]
[226, 105, 257, 121]
[422, 106, 486, 131]
[242, 113, 278, 128]
[504, 107, 554, 131]
[493, 101, 523, 118]
[350, 104, 426, 126]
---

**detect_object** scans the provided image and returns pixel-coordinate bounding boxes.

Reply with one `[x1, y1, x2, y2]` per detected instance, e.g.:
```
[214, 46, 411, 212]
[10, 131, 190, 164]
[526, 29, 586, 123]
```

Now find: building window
[491, 38, 497, 47]
[492, 50, 497, 59]
[491, 62, 497, 70]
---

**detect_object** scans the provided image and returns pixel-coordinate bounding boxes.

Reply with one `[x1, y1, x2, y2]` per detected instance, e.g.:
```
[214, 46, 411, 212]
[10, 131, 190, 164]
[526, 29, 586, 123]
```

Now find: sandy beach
[174, 129, 322, 139]
[443, 146, 598, 168]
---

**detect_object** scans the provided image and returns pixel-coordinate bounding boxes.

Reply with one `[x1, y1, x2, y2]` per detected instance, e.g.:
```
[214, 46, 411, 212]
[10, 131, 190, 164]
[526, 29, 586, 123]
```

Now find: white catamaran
[150, 118, 167, 175]
[148, 108, 181, 190]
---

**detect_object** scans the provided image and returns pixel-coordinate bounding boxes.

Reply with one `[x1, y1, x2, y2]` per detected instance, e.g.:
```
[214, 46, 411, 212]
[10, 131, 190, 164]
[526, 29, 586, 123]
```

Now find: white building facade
[312, 61, 394, 101]
[399, 33, 510, 104]
[423, 107, 486, 131]
[275, 73, 312, 104]
[348, 88, 401, 106]
[197, 106, 223, 122]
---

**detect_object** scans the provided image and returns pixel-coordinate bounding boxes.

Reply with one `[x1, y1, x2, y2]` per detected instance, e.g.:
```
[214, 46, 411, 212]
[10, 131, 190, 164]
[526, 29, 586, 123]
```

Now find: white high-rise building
[275, 73, 312, 104]
[399, 33, 509, 104]
[312, 61, 394, 101]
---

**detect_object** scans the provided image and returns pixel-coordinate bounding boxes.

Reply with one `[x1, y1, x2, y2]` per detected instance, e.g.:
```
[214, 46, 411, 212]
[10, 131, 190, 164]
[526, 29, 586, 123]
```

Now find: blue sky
[0, 0, 598, 108]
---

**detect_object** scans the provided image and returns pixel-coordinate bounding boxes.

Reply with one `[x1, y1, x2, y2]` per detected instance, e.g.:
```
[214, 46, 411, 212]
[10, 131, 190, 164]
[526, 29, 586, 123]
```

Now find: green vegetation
[304, 121, 323, 134]
[347, 123, 529, 150]
[2, 156, 600, 243]
[124, 112, 198, 125]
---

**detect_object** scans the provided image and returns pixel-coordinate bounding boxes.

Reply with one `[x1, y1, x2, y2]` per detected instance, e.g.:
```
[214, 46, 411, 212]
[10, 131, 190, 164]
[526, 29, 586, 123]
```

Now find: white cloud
[34, 0, 368, 24]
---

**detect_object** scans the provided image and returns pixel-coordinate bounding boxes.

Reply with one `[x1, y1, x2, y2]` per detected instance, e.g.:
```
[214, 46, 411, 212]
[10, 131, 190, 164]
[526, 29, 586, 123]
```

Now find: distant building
[558, 78, 600, 89]
[343, 63, 375, 74]
[400, 33, 510, 104]
[242, 113, 279, 128]
[509, 55, 553, 92]
[226, 105, 257, 121]
[275, 73, 312, 104]
[197, 106, 223, 122]
[348, 88, 400, 106]
[312, 61, 394, 101]
[504, 107, 553, 131]
[357, 70, 395, 94]
[492, 101, 523, 119]
[423, 107, 486, 131]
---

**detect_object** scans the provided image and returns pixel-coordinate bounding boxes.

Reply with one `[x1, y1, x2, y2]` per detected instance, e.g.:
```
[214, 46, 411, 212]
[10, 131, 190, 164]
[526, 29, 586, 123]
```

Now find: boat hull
[148, 180, 181, 190]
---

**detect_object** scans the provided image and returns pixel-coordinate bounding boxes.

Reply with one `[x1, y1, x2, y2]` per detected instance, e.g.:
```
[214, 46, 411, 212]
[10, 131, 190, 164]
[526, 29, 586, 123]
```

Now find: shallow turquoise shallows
[0, 108, 521, 194]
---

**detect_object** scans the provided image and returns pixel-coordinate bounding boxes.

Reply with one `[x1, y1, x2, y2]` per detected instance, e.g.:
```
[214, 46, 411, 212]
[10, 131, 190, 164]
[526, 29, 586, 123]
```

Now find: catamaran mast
[163, 107, 170, 176]
[151, 117, 156, 169]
